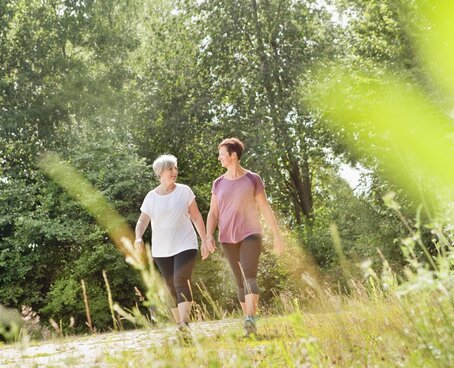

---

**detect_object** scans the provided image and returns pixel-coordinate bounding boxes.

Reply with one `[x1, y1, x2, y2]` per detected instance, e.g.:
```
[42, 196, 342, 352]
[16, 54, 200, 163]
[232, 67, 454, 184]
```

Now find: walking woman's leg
[154, 257, 179, 323]
[173, 249, 198, 324]
[221, 243, 247, 315]
[239, 235, 262, 318]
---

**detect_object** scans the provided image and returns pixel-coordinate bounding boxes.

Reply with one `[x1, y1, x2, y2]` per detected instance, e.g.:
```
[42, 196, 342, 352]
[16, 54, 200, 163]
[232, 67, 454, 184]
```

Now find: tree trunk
[251, 0, 314, 221]
[289, 158, 313, 219]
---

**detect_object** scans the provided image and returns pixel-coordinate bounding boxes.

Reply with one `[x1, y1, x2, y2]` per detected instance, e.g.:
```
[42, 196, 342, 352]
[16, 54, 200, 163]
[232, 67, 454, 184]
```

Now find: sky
[339, 163, 372, 195]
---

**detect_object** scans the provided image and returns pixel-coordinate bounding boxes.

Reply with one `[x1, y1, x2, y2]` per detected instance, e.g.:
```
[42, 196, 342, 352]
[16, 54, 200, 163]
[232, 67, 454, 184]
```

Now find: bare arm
[204, 193, 219, 258]
[255, 190, 284, 255]
[134, 212, 150, 252]
[188, 199, 207, 250]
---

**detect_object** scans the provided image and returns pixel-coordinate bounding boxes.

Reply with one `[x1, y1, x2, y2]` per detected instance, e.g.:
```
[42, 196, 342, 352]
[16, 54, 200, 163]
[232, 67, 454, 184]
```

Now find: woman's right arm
[205, 193, 219, 257]
[134, 212, 150, 252]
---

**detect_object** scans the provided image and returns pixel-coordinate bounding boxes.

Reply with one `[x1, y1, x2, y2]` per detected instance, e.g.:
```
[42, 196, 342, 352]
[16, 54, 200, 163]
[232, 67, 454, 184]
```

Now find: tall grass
[100, 288, 452, 367]
[98, 221, 454, 367]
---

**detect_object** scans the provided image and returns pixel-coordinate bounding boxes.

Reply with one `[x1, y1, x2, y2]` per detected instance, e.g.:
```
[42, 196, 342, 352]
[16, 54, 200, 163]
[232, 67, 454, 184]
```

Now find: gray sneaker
[244, 316, 257, 335]
[178, 321, 189, 331]
[177, 322, 192, 345]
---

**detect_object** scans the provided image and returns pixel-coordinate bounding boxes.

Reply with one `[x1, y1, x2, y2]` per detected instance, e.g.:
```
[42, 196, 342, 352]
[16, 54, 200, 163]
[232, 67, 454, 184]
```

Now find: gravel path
[0, 319, 239, 367]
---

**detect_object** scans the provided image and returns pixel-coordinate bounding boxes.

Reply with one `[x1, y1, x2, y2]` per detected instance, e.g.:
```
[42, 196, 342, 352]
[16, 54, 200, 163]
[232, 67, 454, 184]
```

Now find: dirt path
[0, 319, 238, 367]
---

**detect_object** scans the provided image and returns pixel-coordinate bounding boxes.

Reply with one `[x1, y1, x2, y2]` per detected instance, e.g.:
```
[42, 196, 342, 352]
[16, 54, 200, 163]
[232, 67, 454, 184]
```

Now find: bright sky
[339, 163, 372, 194]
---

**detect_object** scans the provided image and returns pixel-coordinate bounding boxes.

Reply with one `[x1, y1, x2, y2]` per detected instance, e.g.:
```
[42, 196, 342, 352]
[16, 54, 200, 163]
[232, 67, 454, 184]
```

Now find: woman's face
[160, 165, 178, 183]
[218, 145, 235, 167]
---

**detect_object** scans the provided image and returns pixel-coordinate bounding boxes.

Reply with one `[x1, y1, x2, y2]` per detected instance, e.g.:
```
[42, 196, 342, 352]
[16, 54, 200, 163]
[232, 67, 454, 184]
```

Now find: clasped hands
[201, 235, 217, 260]
[201, 234, 284, 260]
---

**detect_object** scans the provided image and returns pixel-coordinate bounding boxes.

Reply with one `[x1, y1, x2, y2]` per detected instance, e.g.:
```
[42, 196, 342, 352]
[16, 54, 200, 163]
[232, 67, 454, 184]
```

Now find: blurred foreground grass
[5, 288, 445, 368]
[109, 288, 452, 367]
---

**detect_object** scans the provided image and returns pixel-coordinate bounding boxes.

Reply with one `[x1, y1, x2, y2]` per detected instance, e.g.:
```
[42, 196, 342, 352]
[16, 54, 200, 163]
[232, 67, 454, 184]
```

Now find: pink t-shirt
[212, 171, 265, 243]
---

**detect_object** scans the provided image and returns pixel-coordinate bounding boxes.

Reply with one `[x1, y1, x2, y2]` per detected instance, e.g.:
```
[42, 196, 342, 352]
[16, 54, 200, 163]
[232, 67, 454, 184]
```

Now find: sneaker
[178, 321, 189, 331]
[243, 316, 257, 335]
[177, 322, 192, 345]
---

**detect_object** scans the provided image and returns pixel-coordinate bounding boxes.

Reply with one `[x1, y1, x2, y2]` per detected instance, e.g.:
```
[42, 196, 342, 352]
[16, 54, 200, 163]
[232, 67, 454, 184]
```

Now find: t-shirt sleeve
[212, 177, 223, 195]
[186, 186, 196, 206]
[253, 173, 265, 195]
[140, 193, 153, 217]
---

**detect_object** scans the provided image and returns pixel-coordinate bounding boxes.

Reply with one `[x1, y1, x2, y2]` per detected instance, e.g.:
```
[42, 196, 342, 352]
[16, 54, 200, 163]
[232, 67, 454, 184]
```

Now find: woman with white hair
[134, 154, 206, 329]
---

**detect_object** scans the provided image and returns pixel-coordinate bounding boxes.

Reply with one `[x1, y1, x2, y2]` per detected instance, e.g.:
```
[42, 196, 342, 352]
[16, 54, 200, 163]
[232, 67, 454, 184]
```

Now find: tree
[0, 0, 149, 330]
[190, 0, 343, 225]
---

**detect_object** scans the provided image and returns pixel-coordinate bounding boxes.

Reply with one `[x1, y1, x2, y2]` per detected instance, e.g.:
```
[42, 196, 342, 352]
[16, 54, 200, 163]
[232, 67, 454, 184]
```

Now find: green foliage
[292, 166, 407, 286]
[0, 127, 154, 331]
[257, 244, 300, 309]
[189, 0, 340, 223]
[42, 244, 142, 333]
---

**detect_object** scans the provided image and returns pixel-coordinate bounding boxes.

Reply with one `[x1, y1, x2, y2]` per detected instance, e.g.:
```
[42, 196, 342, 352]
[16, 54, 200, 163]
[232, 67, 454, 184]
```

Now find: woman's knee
[244, 278, 259, 295]
[237, 286, 245, 303]
[175, 283, 193, 303]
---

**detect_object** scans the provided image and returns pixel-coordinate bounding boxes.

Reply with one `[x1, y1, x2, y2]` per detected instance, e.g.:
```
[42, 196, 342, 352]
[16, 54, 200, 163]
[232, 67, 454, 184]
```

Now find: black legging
[154, 249, 198, 305]
[221, 234, 262, 303]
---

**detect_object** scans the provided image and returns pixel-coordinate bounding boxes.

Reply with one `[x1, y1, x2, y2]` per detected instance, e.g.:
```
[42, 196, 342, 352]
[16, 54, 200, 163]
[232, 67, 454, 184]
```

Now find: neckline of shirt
[222, 170, 250, 181]
[153, 183, 179, 197]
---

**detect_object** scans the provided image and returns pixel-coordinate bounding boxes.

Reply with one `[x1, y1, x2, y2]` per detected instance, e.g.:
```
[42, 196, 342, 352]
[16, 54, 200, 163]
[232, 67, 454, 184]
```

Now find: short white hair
[152, 154, 177, 177]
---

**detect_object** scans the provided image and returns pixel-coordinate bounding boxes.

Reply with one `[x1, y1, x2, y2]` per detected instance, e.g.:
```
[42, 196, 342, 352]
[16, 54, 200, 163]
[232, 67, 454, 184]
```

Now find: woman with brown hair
[203, 138, 284, 335]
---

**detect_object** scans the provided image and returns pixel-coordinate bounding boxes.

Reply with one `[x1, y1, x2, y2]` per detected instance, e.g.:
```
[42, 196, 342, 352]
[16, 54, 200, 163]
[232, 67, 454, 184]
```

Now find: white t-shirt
[140, 183, 198, 257]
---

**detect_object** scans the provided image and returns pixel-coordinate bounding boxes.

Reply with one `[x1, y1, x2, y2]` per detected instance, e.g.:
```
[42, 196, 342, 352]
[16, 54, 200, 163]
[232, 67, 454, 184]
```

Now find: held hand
[201, 236, 217, 260]
[201, 242, 210, 260]
[206, 236, 217, 253]
[273, 234, 284, 256]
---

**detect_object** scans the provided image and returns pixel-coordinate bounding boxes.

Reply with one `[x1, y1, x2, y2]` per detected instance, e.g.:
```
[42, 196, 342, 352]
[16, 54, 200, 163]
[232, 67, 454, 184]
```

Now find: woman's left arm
[188, 199, 208, 257]
[255, 191, 284, 255]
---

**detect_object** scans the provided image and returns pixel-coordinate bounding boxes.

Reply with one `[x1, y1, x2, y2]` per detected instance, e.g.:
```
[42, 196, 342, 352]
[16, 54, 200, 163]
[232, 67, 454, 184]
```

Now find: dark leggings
[221, 234, 262, 303]
[154, 249, 198, 305]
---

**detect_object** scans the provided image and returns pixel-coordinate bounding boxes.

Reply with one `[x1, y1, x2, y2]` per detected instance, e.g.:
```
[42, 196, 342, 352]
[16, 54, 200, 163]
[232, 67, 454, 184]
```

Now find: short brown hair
[218, 138, 245, 160]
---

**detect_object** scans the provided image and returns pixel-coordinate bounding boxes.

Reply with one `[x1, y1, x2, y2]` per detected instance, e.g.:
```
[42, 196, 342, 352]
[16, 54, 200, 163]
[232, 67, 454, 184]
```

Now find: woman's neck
[224, 164, 246, 179]
[158, 182, 176, 192]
